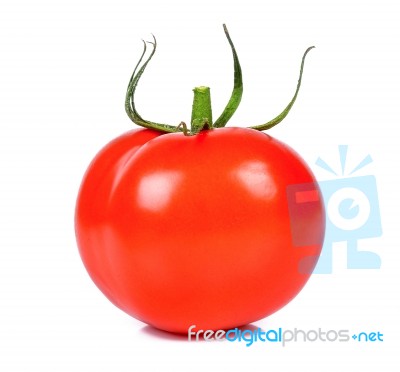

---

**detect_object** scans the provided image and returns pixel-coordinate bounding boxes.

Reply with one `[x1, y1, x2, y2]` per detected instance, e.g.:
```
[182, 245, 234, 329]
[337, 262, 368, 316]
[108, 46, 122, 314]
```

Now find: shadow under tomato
[140, 323, 264, 342]
[140, 325, 188, 341]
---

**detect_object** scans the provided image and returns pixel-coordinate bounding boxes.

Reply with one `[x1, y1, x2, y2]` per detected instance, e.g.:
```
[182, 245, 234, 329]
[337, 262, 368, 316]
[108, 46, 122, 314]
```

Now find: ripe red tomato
[75, 126, 325, 333]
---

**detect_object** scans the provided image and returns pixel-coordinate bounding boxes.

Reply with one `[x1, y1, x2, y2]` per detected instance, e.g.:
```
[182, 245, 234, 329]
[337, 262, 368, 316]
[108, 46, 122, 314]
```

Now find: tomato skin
[75, 127, 325, 333]
[75, 129, 162, 310]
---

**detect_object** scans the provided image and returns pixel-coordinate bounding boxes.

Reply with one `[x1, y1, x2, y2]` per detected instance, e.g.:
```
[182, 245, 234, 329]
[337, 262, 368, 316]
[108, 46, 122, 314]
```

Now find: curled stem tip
[125, 35, 181, 133]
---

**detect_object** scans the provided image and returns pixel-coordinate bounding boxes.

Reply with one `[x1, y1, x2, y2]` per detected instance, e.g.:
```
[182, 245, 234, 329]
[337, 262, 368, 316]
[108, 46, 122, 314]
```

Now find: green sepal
[213, 24, 243, 128]
[249, 46, 315, 131]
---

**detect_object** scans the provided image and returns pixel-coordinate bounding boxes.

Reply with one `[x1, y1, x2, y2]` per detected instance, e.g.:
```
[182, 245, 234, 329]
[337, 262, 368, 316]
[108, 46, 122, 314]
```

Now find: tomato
[75, 127, 324, 333]
[75, 25, 323, 333]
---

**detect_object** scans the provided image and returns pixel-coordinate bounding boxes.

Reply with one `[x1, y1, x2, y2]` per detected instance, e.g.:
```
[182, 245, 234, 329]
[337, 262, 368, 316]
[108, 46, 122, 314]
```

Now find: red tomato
[75, 127, 325, 333]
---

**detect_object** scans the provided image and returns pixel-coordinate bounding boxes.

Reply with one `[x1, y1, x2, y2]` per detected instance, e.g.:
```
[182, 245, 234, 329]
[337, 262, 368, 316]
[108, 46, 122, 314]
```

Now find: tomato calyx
[125, 25, 314, 135]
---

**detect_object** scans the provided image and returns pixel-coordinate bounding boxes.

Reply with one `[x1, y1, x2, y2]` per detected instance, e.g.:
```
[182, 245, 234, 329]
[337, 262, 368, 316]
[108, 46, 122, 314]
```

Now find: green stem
[125, 25, 314, 134]
[191, 86, 213, 134]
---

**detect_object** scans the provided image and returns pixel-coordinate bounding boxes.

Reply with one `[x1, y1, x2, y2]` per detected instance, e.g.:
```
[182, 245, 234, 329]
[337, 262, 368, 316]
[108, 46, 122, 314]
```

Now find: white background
[1, 0, 399, 371]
